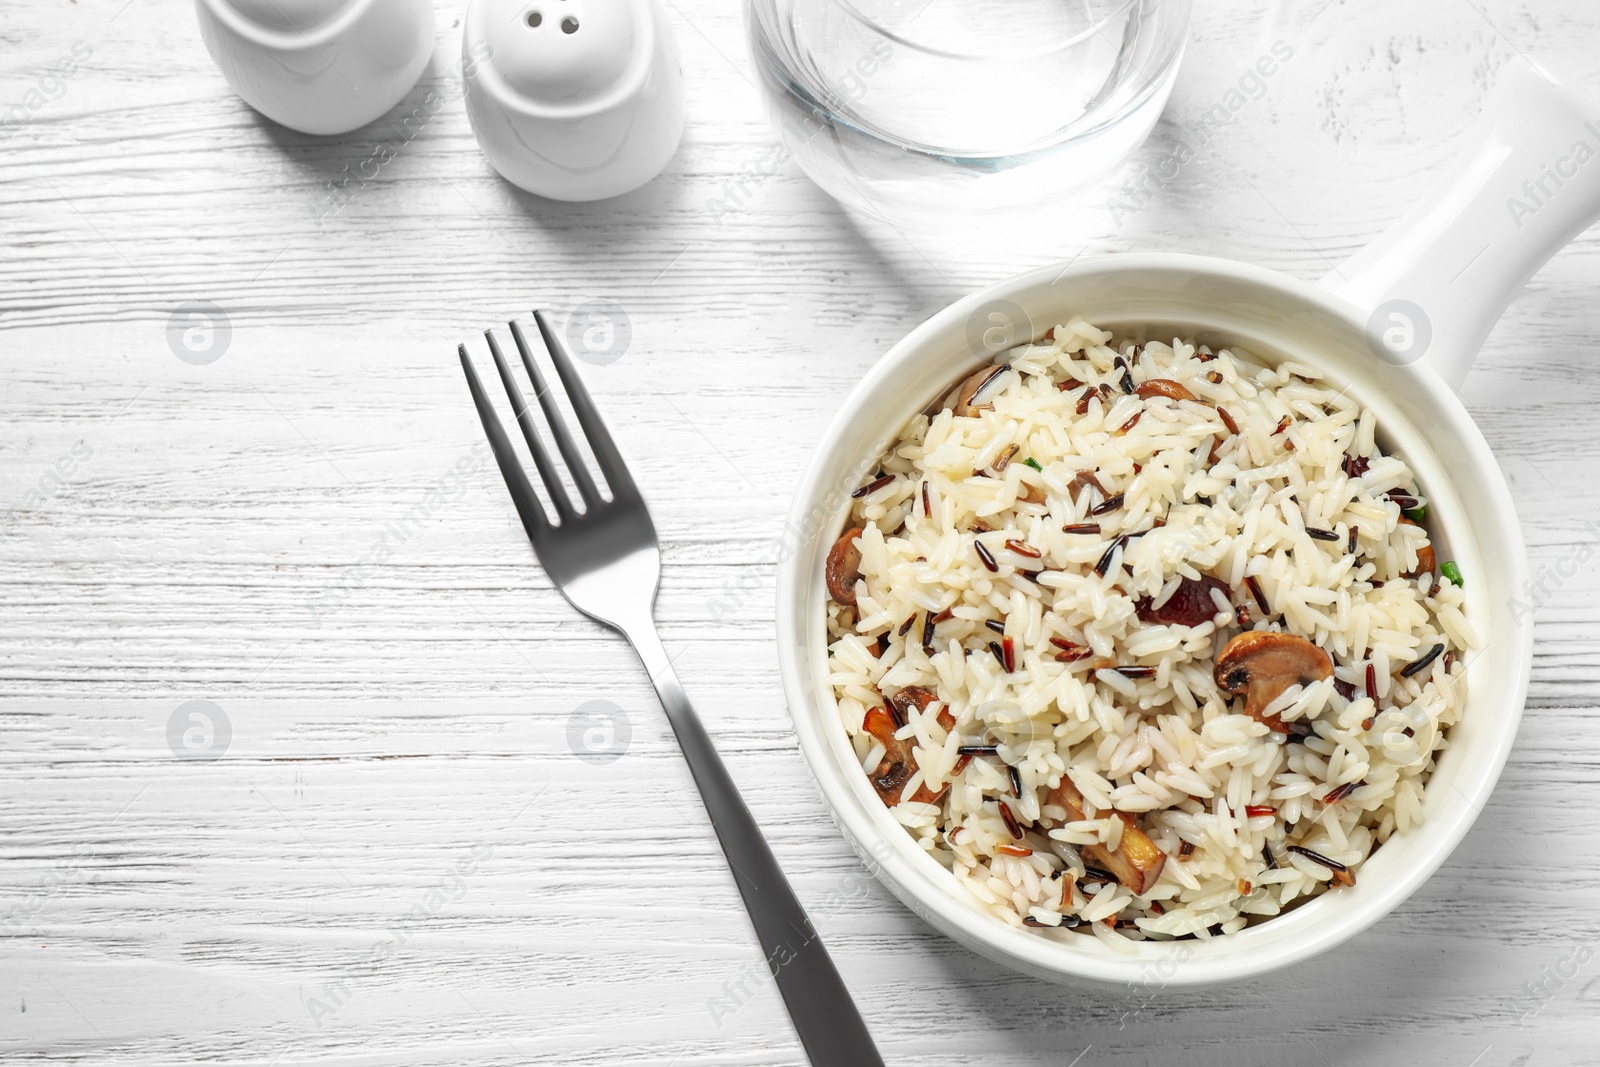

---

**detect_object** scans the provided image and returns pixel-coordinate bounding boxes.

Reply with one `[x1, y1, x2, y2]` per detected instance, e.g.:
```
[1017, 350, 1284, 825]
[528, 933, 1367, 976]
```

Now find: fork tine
[458, 345, 550, 541]
[531, 309, 637, 496]
[484, 329, 574, 521]
[509, 319, 602, 507]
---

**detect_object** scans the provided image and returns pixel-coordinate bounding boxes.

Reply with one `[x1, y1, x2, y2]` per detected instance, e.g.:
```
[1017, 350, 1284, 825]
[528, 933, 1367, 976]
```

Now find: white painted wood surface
[3, 0, 1600, 1063]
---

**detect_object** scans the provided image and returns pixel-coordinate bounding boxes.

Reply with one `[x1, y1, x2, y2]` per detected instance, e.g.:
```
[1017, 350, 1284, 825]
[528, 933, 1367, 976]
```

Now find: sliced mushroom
[1134, 379, 1198, 403]
[946, 365, 1009, 417]
[1047, 777, 1166, 895]
[1213, 631, 1333, 730]
[1017, 483, 1047, 505]
[1066, 470, 1106, 504]
[1398, 517, 1437, 577]
[887, 684, 937, 722]
[862, 686, 967, 807]
[826, 526, 864, 605]
[1135, 575, 1230, 627]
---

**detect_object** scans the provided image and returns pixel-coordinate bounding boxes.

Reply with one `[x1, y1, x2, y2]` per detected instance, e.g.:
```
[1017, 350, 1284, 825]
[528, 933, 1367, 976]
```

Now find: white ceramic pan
[777, 57, 1600, 990]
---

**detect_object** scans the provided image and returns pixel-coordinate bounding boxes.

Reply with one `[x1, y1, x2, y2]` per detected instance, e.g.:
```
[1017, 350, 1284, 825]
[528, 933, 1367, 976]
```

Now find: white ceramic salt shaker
[462, 0, 685, 201]
[195, 0, 434, 136]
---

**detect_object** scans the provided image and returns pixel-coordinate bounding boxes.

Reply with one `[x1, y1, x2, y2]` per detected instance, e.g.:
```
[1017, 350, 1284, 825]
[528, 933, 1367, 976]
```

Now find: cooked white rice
[825, 318, 1475, 943]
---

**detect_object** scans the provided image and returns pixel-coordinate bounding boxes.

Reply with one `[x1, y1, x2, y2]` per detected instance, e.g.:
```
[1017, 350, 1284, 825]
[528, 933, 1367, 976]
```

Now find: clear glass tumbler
[745, 0, 1191, 224]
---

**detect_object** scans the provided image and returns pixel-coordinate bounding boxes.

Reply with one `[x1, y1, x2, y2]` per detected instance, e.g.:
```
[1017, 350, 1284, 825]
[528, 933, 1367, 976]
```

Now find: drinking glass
[745, 0, 1191, 223]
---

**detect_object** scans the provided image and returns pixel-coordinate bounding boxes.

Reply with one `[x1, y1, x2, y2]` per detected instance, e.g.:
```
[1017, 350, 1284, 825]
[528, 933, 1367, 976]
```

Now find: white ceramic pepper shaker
[195, 0, 434, 136]
[462, 0, 685, 201]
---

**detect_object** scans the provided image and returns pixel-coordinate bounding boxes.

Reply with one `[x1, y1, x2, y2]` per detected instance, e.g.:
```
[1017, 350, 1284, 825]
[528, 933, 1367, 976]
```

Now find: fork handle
[625, 622, 887, 1067]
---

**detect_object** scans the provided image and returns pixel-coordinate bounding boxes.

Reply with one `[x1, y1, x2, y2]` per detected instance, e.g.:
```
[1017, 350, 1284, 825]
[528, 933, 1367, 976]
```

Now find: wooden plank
[4, 0, 1600, 1063]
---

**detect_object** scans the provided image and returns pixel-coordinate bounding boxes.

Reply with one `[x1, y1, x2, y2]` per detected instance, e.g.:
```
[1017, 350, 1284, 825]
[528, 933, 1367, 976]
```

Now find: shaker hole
[526, 10, 542, 26]
[561, 15, 579, 32]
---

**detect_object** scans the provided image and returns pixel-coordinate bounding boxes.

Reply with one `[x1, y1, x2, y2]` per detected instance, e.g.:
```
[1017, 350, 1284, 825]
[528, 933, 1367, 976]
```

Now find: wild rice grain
[1401, 643, 1444, 678]
[1287, 845, 1349, 872]
[1323, 782, 1361, 804]
[852, 474, 893, 498]
[999, 801, 1025, 840]
[1090, 494, 1125, 516]
[1094, 536, 1128, 576]
[1245, 575, 1270, 614]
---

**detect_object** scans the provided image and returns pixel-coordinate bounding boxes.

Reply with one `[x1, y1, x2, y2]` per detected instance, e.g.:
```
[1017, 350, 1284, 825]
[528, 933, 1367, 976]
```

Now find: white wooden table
[4, 0, 1600, 1063]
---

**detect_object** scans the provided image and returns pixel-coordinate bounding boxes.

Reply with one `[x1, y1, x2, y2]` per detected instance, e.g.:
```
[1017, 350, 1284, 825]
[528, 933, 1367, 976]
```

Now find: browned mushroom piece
[1047, 778, 1166, 895]
[1066, 470, 1106, 504]
[946, 365, 1009, 417]
[1398, 517, 1437, 577]
[1135, 575, 1231, 627]
[1213, 630, 1334, 731]
[862, 686, 968, 807]
[887, 684, 937, 720]
[1134, 379, 1198, 403]
[826, 526, 864, 605]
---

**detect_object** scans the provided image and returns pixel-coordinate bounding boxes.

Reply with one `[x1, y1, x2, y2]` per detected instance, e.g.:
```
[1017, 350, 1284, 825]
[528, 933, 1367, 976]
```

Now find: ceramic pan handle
[1320, 57, 1600, 385]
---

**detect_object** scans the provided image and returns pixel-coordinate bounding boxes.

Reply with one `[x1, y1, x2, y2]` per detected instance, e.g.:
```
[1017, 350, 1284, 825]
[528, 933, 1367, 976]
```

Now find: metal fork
[458, 311, 886, 1067]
